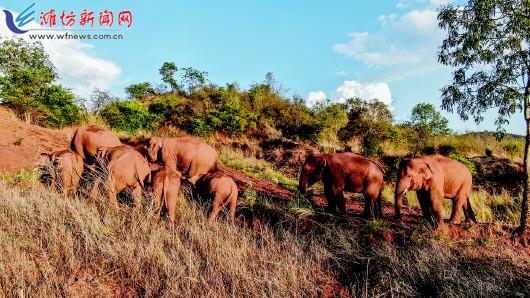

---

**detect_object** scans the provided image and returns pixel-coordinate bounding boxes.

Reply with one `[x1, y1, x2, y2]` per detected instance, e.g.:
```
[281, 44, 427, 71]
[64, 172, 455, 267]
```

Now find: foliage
[125, 82, 156, 99]
[88, 88, 116, 115]
[181, 67, 208, 94]
[338, 98, 393, 156]
[408, 103, 450, 136]
[38, 85, 82, 128]
[99, 100, 158, 133]
[313, 102, 349, 146]
[159, 62, 180, 92]
[438, 0, 530, 232]
[0, 38, 81, 127]
[0, 39, 56, 114]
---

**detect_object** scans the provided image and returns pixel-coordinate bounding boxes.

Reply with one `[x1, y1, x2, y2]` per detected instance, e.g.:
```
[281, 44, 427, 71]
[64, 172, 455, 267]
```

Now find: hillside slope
[0, 108, 71, 173]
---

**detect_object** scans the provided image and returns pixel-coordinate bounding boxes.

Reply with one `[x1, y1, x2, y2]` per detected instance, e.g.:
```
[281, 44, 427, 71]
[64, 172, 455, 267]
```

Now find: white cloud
[306, 90, 327, 107]
[0, 7, 122, 99]
[333, 3, 446, 79]
[336, 81, 392, 106]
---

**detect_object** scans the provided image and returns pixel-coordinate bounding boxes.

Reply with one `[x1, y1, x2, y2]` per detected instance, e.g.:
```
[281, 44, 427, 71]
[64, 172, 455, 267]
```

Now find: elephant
[70, 125, 122, 164]
[146, 137, 219, 184]
[299, 152, 385, 218]
[394, 154, 476, 225]
[152, 168, 182, 223]
[94, 145, 151, 208]
[196, 172, 238, 223]
[40, 149, 84, 197]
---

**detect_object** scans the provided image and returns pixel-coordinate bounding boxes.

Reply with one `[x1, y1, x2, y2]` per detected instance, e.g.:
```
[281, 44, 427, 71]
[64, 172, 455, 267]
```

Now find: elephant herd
[40, 125, 477, 226]
[41, 125, 238, 223]
[300, 152, 477, 225]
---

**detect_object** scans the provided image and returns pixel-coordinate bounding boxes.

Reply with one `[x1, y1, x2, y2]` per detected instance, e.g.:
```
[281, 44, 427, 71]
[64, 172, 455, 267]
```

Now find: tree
[409, 103, 450, 136]
[338, 98, 393, 156]
[0, 38, 56, 114]
[438, 0, 530, 234]
[90, 88, 116, 114]
[38, 85, 81, 128]
[125, 82, 156, 99]
[181, 67, 207, 94]
[159, 62, 179, 92]
[99, 100, 158, 133]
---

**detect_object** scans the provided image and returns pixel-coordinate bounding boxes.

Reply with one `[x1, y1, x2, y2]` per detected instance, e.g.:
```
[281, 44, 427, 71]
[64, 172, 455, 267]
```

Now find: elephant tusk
[401, 188, 408, 195]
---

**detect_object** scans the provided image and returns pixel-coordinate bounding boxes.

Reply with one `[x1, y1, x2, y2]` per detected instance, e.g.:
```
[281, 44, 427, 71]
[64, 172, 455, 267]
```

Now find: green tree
[181, 67, 207, 94]
[159, 62, 179, 92]
[125, 82, 156, 99]
[338, 98, 393, 156]
[38, 85, 81, 128]
[0, 38, 56, 114]
[438, 0, 530, 234]
[314, 102, 349, 147]
[409, 103, 450, 135]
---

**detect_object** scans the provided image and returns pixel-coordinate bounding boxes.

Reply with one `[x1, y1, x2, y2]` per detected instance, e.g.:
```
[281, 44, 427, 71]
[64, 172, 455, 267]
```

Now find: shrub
[208, 99, 257, 136]
[485, 147, 493, 157]
[185, 116, 214, 136]
[438, 144, 457, 155]
[99, 100, 158, 133]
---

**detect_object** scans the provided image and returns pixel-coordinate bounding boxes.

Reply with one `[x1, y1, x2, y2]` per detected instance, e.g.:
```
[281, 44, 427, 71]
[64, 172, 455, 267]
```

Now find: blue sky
[0, 0, 524, 134]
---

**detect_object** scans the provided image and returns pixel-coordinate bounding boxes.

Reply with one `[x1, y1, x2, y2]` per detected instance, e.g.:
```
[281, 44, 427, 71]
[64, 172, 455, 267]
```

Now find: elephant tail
[162, 174, 170, 209]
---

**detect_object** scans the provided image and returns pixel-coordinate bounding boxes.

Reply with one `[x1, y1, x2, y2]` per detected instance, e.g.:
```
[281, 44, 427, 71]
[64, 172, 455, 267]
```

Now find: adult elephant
[146, 137, 219, 184]
[95, 145, 151, 208]
[70, 125, 121, 164]
[395, 154, 476, 225]
[299, 152, 385, 218]
[40, 149, 84, 197]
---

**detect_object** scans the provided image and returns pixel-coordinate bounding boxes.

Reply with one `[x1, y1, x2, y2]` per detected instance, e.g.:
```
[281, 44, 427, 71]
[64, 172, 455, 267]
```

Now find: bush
[208, 99, 257, 136]
[38, 85, 82, 128]
[485, 147, 493, 157]
[99, 100, 158, 133]
[185, 116, 214, 136]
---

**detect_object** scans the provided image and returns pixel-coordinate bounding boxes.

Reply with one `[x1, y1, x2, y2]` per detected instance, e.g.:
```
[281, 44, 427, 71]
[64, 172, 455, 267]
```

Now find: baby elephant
[152, 168, 182, 223]
[40, 149, 84, 197]
[196, 172, 238, 223]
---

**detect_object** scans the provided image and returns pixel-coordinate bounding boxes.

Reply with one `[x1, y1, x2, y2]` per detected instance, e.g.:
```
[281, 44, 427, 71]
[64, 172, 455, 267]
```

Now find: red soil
[0, 107, 72, 173]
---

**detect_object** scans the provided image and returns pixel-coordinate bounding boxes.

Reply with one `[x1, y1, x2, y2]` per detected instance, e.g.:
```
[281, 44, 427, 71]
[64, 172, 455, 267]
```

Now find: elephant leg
[363, 184, 381, 219]
[448, 195, 466, 224]
[132, 185, 143, 209]
[417, 190, 433, 222]
[153, 185, 163, 219]
[228, 196, 237, 224]
[323, 185, 338, 214]
[166, 192, 177, 224]
[208, 195, 223, 223]
[429, 191, 444, 225]
[188, 175, 200, 185]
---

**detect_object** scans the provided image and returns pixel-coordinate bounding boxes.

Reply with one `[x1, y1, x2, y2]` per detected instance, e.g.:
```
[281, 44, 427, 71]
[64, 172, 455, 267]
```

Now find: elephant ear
[314, 155, 327, 170]
[425, 162, 435, 174]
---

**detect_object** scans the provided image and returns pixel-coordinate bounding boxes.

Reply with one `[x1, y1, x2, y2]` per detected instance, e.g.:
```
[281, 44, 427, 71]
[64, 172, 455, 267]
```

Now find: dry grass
[2, 169, 530, 297]
[0, 181, 328, 297]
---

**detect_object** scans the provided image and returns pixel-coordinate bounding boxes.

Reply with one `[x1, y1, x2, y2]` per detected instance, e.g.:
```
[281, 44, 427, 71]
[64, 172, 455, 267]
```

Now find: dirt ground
[0, 107, 71, 173]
